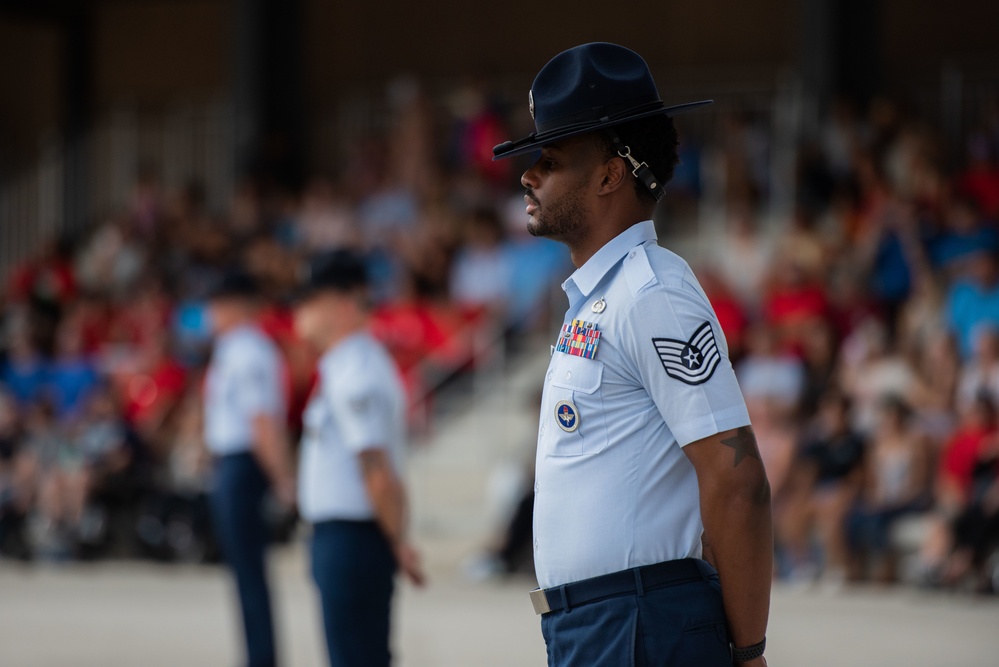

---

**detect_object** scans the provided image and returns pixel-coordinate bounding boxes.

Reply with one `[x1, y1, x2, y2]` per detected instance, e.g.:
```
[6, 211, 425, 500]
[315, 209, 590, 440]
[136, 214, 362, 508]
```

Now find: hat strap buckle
[615, 143, 666, 202]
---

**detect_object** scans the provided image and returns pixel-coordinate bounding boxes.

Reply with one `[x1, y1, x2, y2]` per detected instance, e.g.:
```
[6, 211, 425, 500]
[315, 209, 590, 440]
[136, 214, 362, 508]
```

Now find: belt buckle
[529, 588, 551, 615]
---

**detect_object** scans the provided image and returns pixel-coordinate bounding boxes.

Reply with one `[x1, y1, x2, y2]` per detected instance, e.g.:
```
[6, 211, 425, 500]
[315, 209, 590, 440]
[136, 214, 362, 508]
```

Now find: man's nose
[521, 166, 538, 190]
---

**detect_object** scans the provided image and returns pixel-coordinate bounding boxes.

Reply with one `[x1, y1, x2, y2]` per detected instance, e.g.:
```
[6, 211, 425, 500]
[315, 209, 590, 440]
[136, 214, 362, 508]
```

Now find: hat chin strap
[607, 133, 666, 202]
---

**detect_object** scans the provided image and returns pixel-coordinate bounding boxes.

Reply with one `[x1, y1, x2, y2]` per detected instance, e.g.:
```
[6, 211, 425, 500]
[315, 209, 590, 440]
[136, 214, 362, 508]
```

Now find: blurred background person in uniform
[204, 269, 295, 667]
[293, 249, 424, 667]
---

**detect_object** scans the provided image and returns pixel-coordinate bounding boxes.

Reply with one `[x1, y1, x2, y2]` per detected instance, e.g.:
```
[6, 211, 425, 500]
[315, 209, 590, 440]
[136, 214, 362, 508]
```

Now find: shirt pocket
[545, 355, 605, 457]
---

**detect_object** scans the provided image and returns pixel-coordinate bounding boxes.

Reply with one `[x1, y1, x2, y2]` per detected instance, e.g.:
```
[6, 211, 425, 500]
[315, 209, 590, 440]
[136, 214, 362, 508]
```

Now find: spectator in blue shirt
[47, 318, 99, 424]
[0, 327, 48, 411]
[946, 250, 999, 358]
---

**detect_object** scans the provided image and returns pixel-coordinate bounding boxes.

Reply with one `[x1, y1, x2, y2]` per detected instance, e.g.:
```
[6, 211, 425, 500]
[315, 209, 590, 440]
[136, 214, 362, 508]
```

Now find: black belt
[530, 558, 711, 615]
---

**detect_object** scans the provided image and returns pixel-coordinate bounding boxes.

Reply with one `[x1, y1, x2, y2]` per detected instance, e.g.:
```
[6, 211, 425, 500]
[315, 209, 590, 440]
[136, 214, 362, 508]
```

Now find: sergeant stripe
[651, 322, 722, 386]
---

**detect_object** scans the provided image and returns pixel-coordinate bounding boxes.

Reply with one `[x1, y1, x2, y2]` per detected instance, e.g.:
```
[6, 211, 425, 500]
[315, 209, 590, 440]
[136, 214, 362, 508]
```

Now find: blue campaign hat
[292, 248, 369, 302]
[206, 266, 261, 301]
[493, 42, 712, 160]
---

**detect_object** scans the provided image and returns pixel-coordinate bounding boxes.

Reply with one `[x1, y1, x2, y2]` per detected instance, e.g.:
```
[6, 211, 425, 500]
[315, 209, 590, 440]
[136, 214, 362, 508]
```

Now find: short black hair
[592, 114, 680, 205]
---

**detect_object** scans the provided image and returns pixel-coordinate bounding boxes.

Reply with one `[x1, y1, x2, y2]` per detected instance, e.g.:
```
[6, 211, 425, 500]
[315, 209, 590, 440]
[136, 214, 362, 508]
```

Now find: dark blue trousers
[311, 519, 397, 667]
[541, 560, 732, 667]
[211, 453, 277, 667]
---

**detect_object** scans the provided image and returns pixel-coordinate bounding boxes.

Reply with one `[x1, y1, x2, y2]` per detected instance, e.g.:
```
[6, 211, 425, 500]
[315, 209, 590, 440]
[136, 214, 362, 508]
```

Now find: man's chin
[526, 217, 545, 238]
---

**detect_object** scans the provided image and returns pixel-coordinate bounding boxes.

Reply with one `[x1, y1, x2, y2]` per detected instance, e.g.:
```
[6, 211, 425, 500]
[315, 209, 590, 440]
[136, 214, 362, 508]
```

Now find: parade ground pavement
[0, 545, 998, 667]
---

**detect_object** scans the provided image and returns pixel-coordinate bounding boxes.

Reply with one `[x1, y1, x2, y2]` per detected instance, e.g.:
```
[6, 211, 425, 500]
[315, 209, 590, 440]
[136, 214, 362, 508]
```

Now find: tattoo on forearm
[720, 427, 762, 468]
[359, 451, 388, 474]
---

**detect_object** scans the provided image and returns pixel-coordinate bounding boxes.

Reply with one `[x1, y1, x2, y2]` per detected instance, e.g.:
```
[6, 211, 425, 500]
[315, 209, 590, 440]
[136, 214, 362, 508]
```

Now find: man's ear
[597, 155, 628, 196]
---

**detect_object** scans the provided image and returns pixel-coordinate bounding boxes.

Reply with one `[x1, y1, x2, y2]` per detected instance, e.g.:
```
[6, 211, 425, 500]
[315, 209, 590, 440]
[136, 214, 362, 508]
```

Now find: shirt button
[546, 371, 553, 381]
[565, 371, 572, 381]
[629, 250, 636, 258]
[534, 481, 539, 493]
[534, 539, 539, 551]
[540, 426, 545, 436]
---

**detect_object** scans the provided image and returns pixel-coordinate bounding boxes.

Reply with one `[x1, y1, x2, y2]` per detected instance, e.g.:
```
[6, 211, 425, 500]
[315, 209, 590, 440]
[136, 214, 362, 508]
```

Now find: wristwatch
[730, 637, 766, 663]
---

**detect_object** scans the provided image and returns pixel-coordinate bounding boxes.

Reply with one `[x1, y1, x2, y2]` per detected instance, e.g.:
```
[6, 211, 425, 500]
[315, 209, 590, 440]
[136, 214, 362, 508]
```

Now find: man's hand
[394, 541, 426, 587]
[252, 412, 296, 509]
[273, 477, 297, 510]
[359, 448, 424, 587]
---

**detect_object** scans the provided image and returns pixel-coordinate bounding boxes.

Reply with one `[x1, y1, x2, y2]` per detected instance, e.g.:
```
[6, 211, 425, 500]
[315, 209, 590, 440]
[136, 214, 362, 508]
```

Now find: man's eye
[545, 159, 557, 169]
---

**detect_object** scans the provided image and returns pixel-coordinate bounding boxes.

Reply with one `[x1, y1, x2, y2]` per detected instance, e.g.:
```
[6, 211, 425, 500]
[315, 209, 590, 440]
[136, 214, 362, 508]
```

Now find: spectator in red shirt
[6, 237, 77, 308]
[117, 333, 187, 451]
[939, 395, 997, 507]
[763, 255, 829, 355]
[955, 132, 999, 221]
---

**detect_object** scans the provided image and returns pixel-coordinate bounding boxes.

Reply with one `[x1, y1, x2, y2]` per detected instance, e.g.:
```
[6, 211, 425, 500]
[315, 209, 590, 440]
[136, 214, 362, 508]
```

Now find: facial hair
[526, 173, 590, 242]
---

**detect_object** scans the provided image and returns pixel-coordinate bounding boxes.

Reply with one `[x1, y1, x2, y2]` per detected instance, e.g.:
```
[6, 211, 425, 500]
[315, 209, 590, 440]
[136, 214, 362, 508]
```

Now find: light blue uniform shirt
[203, 325, 285, 456]
[298, 332, 407, 524]
[534, 220, 751, 589]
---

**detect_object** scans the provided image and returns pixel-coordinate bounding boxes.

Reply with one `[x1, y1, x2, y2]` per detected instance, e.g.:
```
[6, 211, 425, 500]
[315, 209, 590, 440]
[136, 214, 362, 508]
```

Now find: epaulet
[623, 243, 658, 296]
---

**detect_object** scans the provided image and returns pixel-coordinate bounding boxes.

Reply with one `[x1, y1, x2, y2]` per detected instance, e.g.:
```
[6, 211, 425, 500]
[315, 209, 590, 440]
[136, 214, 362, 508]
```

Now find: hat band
[535, 98, 664, 135]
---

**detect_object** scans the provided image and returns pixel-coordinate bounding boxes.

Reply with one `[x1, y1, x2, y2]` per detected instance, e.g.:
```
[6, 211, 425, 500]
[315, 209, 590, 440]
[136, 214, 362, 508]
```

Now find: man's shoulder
[327, 334, 398, 386]
[619, 242, 701, 301]
[228, 327, 280, 362]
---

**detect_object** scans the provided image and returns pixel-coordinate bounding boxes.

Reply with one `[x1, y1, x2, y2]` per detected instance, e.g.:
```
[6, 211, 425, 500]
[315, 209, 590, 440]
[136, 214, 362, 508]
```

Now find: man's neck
[216, 316, 254, 337]
[566, 214, 650, 268]
[318, 321, 366, 356]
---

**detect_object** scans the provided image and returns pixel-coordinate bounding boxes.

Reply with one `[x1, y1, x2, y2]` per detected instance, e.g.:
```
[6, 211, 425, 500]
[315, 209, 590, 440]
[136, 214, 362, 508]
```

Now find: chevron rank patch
[651, 321, 721, 386]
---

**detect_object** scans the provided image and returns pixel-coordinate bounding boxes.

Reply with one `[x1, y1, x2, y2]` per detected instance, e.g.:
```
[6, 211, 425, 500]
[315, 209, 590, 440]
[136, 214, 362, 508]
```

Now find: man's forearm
[359, 450, 408, 546]
[699, 454, 773, 650]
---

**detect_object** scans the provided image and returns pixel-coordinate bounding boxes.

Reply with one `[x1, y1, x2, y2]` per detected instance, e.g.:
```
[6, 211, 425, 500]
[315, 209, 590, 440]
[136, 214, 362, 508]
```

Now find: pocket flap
[550, 355, 603, 394]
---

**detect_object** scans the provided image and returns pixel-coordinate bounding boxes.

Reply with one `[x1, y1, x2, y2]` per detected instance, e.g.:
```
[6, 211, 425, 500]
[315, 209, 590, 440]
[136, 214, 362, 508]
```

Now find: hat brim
[286, 284, 319, 305]
[493, 99, 713, 160]
[288, 280, 368, 306]
[205, 284, 260, 301]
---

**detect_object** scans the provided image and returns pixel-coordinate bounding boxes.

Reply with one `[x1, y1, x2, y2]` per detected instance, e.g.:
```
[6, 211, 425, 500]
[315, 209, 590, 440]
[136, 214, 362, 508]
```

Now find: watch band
[730, 637, 766, 663]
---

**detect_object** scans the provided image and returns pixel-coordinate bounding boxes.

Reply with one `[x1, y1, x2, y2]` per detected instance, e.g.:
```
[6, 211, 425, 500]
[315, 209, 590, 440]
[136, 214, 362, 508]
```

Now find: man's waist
[530, 558, 715, 615]
[532, 517, 705, 589]
[205, 435, 254, 455]
[299, 492, 374, 524]
[211, 447, 254, 460]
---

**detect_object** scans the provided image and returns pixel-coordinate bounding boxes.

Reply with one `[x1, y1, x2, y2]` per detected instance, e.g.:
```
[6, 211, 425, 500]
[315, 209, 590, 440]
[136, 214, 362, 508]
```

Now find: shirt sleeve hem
[674, 406, 752, 448]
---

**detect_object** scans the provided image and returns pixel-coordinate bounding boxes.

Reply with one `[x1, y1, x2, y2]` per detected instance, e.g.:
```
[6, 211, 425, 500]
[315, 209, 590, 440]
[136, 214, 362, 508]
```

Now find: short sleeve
[623, 281, 750, 447]
[329, 381, 394, 453]
[232, 347, 284, 418]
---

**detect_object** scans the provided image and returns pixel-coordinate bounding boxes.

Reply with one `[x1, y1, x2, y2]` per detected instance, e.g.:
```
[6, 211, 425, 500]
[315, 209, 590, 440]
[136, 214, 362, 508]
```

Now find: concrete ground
[1, 551, 998, 667]
[2, 347, 998, 666]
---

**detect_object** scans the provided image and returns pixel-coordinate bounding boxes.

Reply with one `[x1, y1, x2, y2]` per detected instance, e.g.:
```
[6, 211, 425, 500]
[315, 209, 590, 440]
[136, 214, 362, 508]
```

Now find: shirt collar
[562, 220, 657, 304]
[320, 330, 368, 369]
[218, 323, 258, 347]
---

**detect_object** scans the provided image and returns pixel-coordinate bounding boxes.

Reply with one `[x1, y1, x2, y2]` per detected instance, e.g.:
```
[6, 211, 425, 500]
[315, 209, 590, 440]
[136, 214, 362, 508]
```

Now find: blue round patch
[555, 400, 579, 432]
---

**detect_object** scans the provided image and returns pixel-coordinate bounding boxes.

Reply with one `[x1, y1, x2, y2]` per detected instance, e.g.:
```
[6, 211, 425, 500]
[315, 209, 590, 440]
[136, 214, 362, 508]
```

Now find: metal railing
[0, 99, 235, 278]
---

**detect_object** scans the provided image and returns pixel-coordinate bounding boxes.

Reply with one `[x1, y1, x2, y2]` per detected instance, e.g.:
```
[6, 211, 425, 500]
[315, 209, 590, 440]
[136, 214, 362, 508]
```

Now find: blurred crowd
[697, 97, 999, 593]
[0, 82, 568, 563]
[2, 79, 999, 596]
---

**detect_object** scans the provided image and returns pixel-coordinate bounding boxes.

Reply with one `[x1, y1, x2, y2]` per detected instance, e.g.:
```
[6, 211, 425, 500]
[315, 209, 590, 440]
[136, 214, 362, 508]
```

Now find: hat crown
[531, 43, 661, 132]
[208, 267, 260, 300]
[303, 248, 368, 293]
[492, 42, 711, 159]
